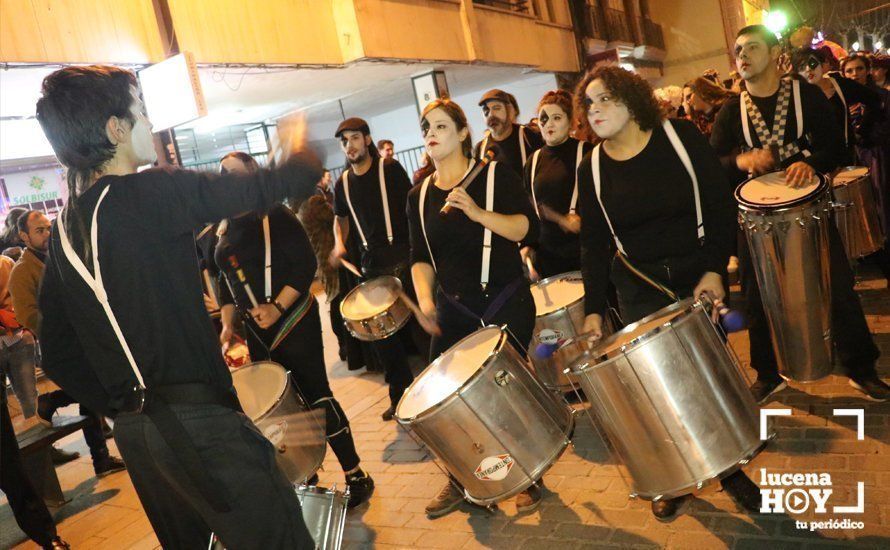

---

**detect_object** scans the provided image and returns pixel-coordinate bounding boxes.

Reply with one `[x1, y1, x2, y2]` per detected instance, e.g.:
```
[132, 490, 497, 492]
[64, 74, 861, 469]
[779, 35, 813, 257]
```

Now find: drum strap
[342, 158, 392, 251]
[529, 141, 584, 219]
[826, 76, 848, 146]
[57, 188, 236, 513]
[262, 215, 272, 301]
[741, 79, 811, 161]
[439, 277, 525, 326]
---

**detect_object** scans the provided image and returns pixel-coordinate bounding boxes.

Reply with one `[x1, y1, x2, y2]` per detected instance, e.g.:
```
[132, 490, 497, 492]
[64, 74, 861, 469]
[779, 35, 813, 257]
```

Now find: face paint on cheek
[131, 118, 157, 165]
[538, 112, 549, 126]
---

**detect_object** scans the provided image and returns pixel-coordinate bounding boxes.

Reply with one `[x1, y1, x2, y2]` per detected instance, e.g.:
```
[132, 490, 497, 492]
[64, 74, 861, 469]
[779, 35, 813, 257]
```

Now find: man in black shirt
[35, 66, 320, 548]
[330, 117, 416, 421]
[474, 89, 544, 175]
[710, 25, 889, 403]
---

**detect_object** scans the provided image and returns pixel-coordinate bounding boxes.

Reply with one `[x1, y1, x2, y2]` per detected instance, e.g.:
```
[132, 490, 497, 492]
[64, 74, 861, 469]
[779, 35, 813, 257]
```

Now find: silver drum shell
[296, 485, 349, 550]
[529, 271, 587, 391]
[832, 167, 884, 260]
[737, 182, 833, 382]
[340, 276, 411, 341]
[396, 327, 574, 505]
[569, 300, 764, 500]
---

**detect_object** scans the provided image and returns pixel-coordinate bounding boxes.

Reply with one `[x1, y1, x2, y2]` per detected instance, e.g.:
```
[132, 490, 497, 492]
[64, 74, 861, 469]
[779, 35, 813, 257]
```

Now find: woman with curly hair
[520, 89, 593, 278]
[573, 65, 760, 522]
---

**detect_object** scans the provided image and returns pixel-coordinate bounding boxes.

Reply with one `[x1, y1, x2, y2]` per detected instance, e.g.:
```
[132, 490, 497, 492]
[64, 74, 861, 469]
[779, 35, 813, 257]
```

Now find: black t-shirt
[579, 120, 736, 315]
[523, 137, 593, 258]
[333, 157, 412, 271]
[474, 123, 544, 176]
[214, 205, 317, 321]
[407, 161, 539, 296]
[710, 77, 844, 185]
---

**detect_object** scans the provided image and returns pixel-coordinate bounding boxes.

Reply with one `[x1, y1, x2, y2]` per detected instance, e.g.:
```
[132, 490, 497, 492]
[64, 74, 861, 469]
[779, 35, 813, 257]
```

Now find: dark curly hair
[573, 65, 662, 141]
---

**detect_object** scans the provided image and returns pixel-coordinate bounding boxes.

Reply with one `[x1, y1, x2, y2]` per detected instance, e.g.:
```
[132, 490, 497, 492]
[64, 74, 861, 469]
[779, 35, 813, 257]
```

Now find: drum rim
[231, 360, 290, 421]
[569, 298, 701, 374]
[831, 165, 870, 187]
[296, 484, 349, 497]
[395, 325, 506, 423]
[339, 275, 403, 322]
[735, 171, 828, 211]
[531, 270, 584, 318]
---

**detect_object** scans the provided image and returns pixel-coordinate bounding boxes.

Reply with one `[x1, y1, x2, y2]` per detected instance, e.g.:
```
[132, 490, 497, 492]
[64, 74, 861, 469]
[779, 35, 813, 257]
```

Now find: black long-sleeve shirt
[823, 73, 883, 156]
[579, 120, 736, 315]
[38, 155, 322, 416]
[474, 123, 544, 176]
[710, 77, 844, 185]
[407, 162, 539, 296]
[522, 137, 593, 258]
[215, 205, 316, 318]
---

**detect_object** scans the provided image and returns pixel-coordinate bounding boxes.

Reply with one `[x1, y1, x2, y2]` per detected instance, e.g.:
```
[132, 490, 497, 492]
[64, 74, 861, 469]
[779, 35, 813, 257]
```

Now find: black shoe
[36, 394, 56, 427]
[305, 473, 319, 486]
[425, 481, 464, 518]
[94, 455, 126, 477]
[51, 446, 80, 465]
[721, 471, 761, 513]
[749, 378, 787, 404]
[338, 347, 347, 361]
[381, 405, 396, 421]
[849, 375, 890, 402]
[43, 536, 70, 550]
[345, 472, 374, 509]
[651, 495, 691, 523]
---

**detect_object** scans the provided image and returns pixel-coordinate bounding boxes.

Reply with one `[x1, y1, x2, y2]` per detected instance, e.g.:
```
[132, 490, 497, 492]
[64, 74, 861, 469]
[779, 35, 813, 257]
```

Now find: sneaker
[849, 375, 890, 402]
[381, 405, 396, 421]
[721, 471, 761, 513]
[43, 536, 70, 550]
[425, 481, 464, 519]
[515, 482, 543, 513]
[36, 394, 56, 427]
[749, 378, 787, 404]
[345, 471, 374, 509]
[51, 446, 80, 465]
[94, 455, 126, 477]
[651, 495, 691, 523]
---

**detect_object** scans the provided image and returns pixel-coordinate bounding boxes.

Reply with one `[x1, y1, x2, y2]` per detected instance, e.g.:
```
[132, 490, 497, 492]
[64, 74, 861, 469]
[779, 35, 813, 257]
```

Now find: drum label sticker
[536, 328, 564, 345]
[474, 454, 514, 481]
[263, 420, 287, 446]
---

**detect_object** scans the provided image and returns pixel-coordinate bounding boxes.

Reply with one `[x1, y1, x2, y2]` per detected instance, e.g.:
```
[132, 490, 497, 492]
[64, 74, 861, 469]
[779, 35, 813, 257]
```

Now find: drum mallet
[227, 255, 259, 308]
[714, 300, 746, 333]
[339, 258, 363, 279]
[440, 144, 500, 216]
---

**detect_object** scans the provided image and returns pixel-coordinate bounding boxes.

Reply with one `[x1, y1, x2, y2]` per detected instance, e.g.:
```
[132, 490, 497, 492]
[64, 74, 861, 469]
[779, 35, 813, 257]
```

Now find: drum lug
[360, 320, 371, 333]
[738, 458, 750, 465]
[796, 217, 807, 228]
[811, 214, 821, 221]
[494, 370, 511, 386]
[473, 442, 484, 454]
[628, 492, 638, 499]
[696, 481, 704, 490]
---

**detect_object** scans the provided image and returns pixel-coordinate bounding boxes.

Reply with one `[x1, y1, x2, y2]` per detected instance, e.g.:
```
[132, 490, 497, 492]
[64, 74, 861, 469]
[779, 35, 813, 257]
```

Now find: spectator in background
[377, 139, 395, 160]
[3, 247, 22, 261]
[681, 81, 694, 118]
[653, 85, 683, 118]
[842, 53, 872, 87]
[0, 207, 27, 250]
[412, 151, 435, 186]
[688, 76, 737, 139]
[870, 54, 890, 91]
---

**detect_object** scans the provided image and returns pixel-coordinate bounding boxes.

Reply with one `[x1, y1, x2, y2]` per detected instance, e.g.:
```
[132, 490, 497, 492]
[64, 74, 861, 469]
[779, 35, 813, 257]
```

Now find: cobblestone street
[2, 268, 889, 549]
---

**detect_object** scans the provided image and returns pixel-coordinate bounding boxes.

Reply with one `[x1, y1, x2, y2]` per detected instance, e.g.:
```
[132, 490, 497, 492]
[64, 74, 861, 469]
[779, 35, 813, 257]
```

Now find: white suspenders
[591, 120, 703, 256]
[342, 158, 392, 250]
[419, 161, 497, 288]
[262, 215, 272, 301]
[529, 140, 585, 219]
[740, 79, 809, 157]
[57, 187, 145, 388]
[480, 125, 529, 166]
[826, 76, 849, 146]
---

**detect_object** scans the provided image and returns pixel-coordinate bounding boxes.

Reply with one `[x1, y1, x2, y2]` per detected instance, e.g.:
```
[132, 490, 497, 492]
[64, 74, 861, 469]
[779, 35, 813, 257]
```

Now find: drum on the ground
[340, 276, 410, 341]
[296, 484, 349, 550]
[231, 361, 326, 483]
[395, 326, 573, 505]
[529, 271, 586, 391]
[736, 171, 833, 382]
[568, 299, 765, 501]
[831, 166, 884, 260]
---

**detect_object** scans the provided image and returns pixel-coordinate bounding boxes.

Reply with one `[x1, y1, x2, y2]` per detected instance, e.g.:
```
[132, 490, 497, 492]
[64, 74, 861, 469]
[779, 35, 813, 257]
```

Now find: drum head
[397, 326, 503, 420]
[832, 166, 869, 186]
[341, 276, 399, 320]
[231, 361, 288, 421]
[736, 171, 823, 209]
[531, 272, 584, 316]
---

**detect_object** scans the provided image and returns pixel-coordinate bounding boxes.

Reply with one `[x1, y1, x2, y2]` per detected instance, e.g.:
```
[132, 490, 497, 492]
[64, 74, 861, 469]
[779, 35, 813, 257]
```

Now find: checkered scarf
[742, 79, 803, 161]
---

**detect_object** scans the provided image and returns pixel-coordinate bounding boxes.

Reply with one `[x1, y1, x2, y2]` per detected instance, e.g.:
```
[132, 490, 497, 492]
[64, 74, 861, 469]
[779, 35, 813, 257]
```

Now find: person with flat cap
[475, 89, 544, 176]
[329, 117, 420, 420]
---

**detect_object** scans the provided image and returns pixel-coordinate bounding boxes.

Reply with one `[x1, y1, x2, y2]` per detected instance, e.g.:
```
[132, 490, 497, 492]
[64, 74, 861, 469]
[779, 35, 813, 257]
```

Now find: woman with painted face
[573, 66, 760, 523]
[520, 89, 592, 278]
[406, 98, 541, 518]
[214, 152, 375, 509]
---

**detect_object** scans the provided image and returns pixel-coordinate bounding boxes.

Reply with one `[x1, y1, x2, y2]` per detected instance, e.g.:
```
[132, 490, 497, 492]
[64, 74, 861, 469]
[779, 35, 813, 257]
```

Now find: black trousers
[431, 284, 536, 360]
[114, 403, 314, 550]
[739, 224, 880, 382]
[535, 247, 580, 280]
[40, 390, 109, 464]
[246, 301, 361, 473]
[1, 385, 57, 547]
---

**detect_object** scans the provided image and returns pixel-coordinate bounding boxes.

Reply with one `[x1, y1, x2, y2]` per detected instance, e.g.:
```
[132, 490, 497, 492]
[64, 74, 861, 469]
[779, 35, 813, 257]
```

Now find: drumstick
[525, 256, 540, 283]
[339, 258, 363, 279]
[440, 145, 500, 216]
[397, 290, 441, 336]
[227, 255, 259, 308]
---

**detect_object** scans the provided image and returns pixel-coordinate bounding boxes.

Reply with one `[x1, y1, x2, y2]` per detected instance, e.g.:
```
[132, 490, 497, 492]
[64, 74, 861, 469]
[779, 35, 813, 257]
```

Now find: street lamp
[765, 11, 788, 34]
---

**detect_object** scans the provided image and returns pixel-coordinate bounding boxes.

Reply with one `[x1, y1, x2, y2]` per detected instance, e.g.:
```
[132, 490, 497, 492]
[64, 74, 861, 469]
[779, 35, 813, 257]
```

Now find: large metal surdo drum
[736, 171, 833, 382]
[529, 272, 587, 391]
[832, 166, 884, 260]
[232, 362, 326, 483]
[340, 276, 411, 341]
[296, 484, 349, 550]
[395, 326, 573, 505]
[568, 299, 765, 500]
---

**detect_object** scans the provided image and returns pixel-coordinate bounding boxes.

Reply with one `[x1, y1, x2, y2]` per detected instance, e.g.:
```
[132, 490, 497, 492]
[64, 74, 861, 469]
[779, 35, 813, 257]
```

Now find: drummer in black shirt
[710, 25, 889, 403]
[330, 118, 417, 421]
[521, 89, 593, 278]
[575, 65, 760, 523]
[406, 98, 541, 518]
[214, 152, 374, 508]
[474, 89, 544, 175]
